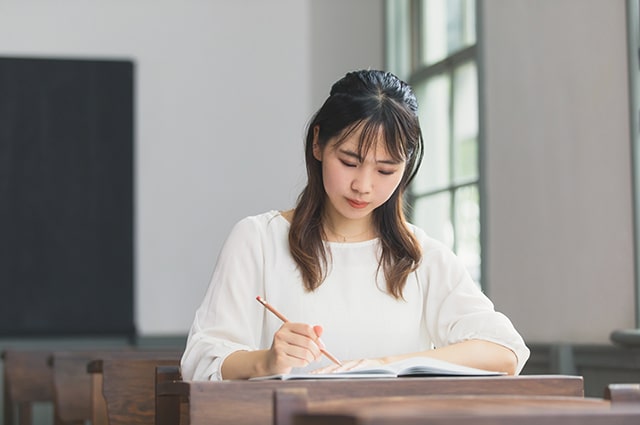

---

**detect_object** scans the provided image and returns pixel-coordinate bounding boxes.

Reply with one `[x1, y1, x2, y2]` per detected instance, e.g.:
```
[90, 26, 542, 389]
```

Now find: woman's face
[313, 125, 406, 223]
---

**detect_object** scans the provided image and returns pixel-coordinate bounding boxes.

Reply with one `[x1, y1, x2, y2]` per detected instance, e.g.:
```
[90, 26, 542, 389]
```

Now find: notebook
[249, 356, 505, 380]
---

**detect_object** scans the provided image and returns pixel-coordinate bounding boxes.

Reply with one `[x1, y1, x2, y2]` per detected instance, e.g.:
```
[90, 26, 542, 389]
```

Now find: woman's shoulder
[406, 222, 460, 264]
[220, 210, 289, 254]
[406, 222, 448, 251]
[230, 210, 289, 235]
[406, 222, 469, 277]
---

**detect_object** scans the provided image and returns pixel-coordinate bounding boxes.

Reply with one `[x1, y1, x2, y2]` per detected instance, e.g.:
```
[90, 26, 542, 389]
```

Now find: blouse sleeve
[180, 217, 266, 381]
[422, 239, 530, 375]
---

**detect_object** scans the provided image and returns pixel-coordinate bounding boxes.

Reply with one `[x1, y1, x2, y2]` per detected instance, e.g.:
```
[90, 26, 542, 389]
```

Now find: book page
[386, 357, 504, 376]
[249, 357, 503, 380]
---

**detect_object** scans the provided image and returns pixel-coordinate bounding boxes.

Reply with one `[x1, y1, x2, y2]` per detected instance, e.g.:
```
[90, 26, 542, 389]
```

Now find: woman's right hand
[264, 322, 324, 375]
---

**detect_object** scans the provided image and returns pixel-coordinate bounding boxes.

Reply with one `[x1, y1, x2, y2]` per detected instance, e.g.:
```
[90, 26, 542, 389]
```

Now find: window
[386, 0, 482, 284]
[627, 0, 640, 328]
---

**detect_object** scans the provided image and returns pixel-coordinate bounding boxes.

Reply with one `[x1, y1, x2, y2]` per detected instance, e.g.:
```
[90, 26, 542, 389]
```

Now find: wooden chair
[49, 350, 133, 425]
[605, 383, 640, 404]
[49, 349, 181, 425]
[89, 353, 182, 425]
[154, 365, 183, 425]
[155, 374, 585, 425]
[2, 349, 54, 425]
[281, 383, 640, 425]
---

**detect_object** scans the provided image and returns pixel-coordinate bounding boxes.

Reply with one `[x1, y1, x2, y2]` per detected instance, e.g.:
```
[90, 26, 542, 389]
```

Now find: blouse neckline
[272, 210, 380, 247]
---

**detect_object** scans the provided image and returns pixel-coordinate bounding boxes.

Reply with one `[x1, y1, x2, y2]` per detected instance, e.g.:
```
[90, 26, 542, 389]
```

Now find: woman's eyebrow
[376, 158, 403, 165]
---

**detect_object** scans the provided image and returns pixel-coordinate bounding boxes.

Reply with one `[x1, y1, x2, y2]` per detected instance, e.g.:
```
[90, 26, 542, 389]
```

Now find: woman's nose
[351, 170, 373, 194]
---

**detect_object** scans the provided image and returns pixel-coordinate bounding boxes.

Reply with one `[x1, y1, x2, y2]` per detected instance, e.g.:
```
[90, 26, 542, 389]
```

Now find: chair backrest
[155, 365, 183, 425]
[2, 349, 54, 425]
[92, 354, 182, 425]
[50, 349, 134, 425]
[50, 348, 182, 425]
[605, 383, 640, 404]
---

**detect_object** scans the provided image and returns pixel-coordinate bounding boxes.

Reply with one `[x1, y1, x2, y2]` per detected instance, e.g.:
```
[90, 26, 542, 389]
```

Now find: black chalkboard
[0, 57, 135, 337]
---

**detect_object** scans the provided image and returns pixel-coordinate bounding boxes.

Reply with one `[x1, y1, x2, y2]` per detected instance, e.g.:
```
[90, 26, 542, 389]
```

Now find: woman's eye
[340, 160, 357, 168]
[379, 169, 395, 176]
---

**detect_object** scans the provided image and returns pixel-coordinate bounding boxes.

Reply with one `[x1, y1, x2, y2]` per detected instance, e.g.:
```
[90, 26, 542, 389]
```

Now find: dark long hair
[289, 70, 424, 299]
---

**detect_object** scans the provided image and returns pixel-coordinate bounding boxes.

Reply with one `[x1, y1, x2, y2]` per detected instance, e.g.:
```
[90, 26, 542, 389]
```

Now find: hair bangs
[332, 117, 409, 165]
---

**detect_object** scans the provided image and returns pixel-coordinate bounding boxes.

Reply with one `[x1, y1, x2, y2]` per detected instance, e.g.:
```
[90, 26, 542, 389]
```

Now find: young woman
[181, 70, 529, 381]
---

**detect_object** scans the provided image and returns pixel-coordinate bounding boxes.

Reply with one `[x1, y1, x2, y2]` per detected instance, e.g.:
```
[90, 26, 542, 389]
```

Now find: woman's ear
[312, 126, 322, 161]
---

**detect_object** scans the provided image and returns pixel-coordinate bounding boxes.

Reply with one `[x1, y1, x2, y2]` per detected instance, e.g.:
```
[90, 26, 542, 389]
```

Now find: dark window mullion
[409, 45, 476, 85]
[410, 0, 422, 72]
[412, 179, 478, 200]
[449, 65, 457, 253]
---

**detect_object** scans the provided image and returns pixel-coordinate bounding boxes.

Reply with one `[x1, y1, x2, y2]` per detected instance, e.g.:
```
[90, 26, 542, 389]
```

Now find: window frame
[386, 0, 484, 287]
[627, 0, 640, 328]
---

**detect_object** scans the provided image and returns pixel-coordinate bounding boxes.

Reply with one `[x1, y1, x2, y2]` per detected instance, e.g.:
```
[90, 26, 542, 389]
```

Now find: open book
[250, 356, 505, 381]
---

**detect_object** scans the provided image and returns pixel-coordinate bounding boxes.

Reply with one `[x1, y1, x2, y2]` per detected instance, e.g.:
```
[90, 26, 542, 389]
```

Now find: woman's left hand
[311, 357, 387, 374]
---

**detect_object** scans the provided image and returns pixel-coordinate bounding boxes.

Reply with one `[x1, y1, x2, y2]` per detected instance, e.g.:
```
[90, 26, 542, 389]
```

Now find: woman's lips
[347, 198, 369, 209]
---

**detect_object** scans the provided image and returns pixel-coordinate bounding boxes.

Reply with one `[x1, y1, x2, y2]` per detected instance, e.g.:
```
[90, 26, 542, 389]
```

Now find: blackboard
[0, 56, 135, 337]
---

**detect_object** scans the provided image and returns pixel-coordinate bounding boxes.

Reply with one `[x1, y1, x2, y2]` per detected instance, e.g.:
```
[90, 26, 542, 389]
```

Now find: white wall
[309, 0, 385, 108]
[481, 0, 635, 343]
[0, 0, 384, 335]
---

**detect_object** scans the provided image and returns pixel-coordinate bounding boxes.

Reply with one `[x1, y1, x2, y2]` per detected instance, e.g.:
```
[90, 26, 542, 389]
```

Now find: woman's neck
[322, 210, 376, 243]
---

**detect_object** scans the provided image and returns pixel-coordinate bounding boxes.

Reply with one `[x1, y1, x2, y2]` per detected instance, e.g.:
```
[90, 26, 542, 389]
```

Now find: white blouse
[181, 210, 530, 380]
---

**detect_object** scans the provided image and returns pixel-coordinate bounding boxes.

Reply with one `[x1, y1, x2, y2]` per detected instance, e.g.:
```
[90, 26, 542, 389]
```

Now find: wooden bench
[50, 349, 133, 425]
[283, 384, 640, 425]
[49, 349, 181, 425]
[2, 349, 54, 425]
[88, 353, 182, 425]
[155, 374, 585, 425]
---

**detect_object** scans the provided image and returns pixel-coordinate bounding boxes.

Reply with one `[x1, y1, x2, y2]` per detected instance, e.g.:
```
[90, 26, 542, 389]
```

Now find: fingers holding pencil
[256, 296, 342, 367]
[269, 322, 324, 369]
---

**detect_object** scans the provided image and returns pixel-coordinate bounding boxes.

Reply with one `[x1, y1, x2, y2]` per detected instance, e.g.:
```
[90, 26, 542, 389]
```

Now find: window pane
[412, 74, 450, 194]
[421, 0, 476, 66]
[412, 192, 454, 249]
[456, 0, 477, 50]
[422, 0, 447, 65]
[454, 185, 480, 283]
[385, 0, 412, 80]
[453, 61, 478, 182]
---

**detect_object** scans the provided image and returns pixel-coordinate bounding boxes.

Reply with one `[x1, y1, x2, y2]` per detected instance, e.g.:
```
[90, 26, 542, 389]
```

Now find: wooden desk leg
[3, 386, 13, 425]
[91, 373, 108, 425]
[53, 405, 63, 425]
[17, 402, 31, 425]
[179, 401, 189, 425]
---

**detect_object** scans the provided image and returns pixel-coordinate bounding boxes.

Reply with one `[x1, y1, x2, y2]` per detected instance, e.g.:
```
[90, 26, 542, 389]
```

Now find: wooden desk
[155, 374, 584, 425]
[2, 350, 54, 425]
[88, 354, 181, 425]
[288, 384, 640, 425]
[291, 395, 640, 425]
